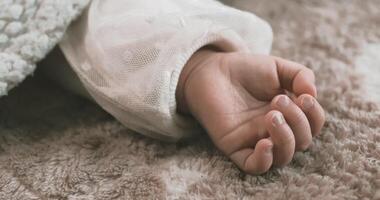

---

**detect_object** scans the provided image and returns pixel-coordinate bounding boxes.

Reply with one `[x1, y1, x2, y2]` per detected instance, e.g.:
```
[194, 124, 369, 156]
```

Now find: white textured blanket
[0, 0, 89, 96]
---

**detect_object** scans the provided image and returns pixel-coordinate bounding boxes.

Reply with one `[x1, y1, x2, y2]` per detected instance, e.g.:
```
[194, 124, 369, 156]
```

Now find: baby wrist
[175, 46, 222, 115]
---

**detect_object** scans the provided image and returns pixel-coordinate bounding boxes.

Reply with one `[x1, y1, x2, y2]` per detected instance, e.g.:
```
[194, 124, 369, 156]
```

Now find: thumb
[273, 56, 317, 97]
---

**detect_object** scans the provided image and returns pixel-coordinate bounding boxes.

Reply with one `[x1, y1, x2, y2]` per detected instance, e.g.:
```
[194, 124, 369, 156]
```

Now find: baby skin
[176, 47, 325, 174]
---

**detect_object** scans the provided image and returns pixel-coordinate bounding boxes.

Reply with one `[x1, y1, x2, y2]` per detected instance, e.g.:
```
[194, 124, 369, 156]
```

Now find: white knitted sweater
[60, 0, 273, 141]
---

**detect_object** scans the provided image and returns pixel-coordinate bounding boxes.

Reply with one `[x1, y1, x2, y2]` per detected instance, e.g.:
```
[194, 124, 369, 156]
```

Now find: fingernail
[272, 113, 285, 127]
[276, 96, 289, 107]
[302, 96, 315, 110]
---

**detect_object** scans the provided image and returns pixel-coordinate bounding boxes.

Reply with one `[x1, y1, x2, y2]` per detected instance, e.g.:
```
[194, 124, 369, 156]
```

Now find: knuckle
[256, 56, 279, 82]
[265, 59, 280, 82]
[249, 55, 281, 94]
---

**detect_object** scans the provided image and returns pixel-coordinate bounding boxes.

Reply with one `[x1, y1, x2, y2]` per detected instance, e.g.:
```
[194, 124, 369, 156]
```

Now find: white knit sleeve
[59, 0, 273, 141]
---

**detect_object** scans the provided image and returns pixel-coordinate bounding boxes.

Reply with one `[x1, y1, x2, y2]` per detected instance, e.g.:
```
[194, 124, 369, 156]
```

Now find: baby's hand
[176, 48, 325, 175]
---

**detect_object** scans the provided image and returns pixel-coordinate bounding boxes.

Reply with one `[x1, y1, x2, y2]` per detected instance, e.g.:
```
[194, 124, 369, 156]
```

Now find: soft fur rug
[0, 0, 379, 199]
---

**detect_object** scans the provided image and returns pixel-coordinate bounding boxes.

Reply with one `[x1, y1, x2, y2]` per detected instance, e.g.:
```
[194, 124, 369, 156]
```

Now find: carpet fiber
[0, 0, 379, 199]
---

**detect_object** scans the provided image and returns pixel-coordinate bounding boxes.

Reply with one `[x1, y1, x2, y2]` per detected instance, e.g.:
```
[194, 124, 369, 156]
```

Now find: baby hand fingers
[229, 138, 274, 175]
[295, 94, 325, 136]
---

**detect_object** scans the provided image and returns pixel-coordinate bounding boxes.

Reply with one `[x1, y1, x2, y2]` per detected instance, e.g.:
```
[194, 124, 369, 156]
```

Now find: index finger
[273, 56, 317, 97]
